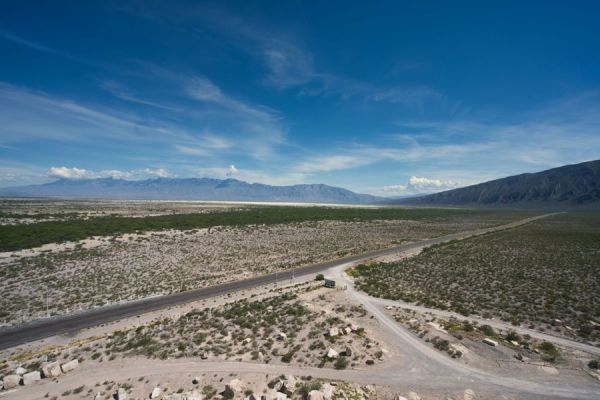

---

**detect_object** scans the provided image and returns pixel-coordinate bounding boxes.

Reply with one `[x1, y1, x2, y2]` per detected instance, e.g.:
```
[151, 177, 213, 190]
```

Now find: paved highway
[0, 213, 553, 350]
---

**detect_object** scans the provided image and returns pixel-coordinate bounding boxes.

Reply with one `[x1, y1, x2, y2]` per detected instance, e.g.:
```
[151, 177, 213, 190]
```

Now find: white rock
[406, 392, 421, 400]
[42, 361, 62, 378]
[463, 389, 475, 400]
[61, 359, 79, 373]
[328, 327, 339, 337]
[321, 383, 335, 400]
[394, 396, 408, 400]
[274, 392, 287, 400]
[308, 390, 324, 400]
[151, 387, 162, 398]
[350, 324, 359, 331]
[343, 327, 352, 335]
[22, 371, 41, 385]
[2, 375, 20, 389]
[223, 378, 245, 398]
[326, 348, 339, 359]
[281, 375, 296, 392]
[277, 332, 288, 341]
[117, 387, 128, 400]
[185, 390, 204, 400]
[95, 393, 103, 400]
[15, 366, 27, 375]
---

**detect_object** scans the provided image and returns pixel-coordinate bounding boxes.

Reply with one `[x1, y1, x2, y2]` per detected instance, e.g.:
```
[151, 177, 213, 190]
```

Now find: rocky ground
[352, 213, 600, 343]
[387, 306, 600, 380]
[0, 213, 518, 325]
[1, 270, 599, 400]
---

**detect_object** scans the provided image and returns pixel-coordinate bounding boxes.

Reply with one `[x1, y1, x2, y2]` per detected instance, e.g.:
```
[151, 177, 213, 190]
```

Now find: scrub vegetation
[0, 205, 527, 252]
[353, 213, 600, 342]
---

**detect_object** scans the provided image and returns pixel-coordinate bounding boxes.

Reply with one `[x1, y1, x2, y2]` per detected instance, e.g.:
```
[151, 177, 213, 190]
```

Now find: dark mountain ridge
[400, 160, 600, 207]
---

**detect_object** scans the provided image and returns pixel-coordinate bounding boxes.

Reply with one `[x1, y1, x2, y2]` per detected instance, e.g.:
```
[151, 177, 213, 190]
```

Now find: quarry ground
[1, 201, 599, 399]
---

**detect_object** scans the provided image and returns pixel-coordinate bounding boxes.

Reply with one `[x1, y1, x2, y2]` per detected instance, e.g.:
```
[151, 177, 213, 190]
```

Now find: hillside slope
[401, 160, 600, 206]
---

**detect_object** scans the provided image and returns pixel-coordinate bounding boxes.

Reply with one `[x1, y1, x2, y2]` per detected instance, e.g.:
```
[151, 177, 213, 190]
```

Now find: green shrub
[479, 325, 495, 337]
[334, 357, 348, 370]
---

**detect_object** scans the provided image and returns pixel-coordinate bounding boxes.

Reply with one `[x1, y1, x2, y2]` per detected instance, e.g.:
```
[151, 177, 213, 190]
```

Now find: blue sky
[1, 1, 599, 195]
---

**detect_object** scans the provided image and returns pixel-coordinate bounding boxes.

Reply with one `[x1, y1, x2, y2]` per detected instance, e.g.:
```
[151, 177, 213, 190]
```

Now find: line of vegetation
[0, 206, 506, 251]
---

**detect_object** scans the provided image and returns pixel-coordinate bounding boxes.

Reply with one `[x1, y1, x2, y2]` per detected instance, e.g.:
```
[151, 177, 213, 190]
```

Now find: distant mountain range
[3, 160, 599, 206]
[399, 160, 600, 207]
[0, 177, 381, 204]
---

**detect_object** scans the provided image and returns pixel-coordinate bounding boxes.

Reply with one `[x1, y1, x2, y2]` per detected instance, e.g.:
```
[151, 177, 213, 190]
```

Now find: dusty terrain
[2, 261, 599, 400]
[352, 213, 600, 344]
[0, 201, 524, 325]
[2, 203, 599, 399]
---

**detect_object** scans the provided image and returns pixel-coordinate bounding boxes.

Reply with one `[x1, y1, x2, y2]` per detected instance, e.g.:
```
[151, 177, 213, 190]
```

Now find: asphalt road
[0, 213, 553, 350]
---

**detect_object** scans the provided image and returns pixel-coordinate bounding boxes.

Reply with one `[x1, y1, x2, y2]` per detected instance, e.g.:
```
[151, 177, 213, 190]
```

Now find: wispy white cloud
[99, 80, 179, 111]
[182, 76, 286, 159]
[409, 176, 460, 190]
[48, 166, 173, 180]
[382, 184, 407, 193]
[0, 29, 73, 58]
[368, 86, 443, 107]
[0, 82, 188, 144]
[194, 165, 304, 186]
[381, 176, 460, 195]
[294, 154, 371, 174]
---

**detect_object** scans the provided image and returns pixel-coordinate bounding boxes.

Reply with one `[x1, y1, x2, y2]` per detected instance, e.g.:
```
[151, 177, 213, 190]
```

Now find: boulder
[222, 378, 245, 399]
[151, 387, 162, 398]
[192, 377, 200, 384]
[276, 332, 287, 341]
[328, 327, 339, 337]
[61, 359, 79, 373]
[283, 375, 296, 386]
[185, 390, 204, 400]
[2, 375, 21, 389]
[343, 347, 352, 357]
[343, 327, 352, 335]
[22, 371, 41, 385]
[326, 348, 339, 359]
[200, 351, 208, 359]
[308, 390, 324, 400]
[463, 389, 475, 400]
[42, 361, 62, 378]
[350, 324, 359, 332]
[406, 392, 421, 400]
[15, 366, 27, 375]
[274, 392, 287, 400]
[117, 387, 128, 400]
[278, 382, 294, 396]
[321, 383, 335, 400]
